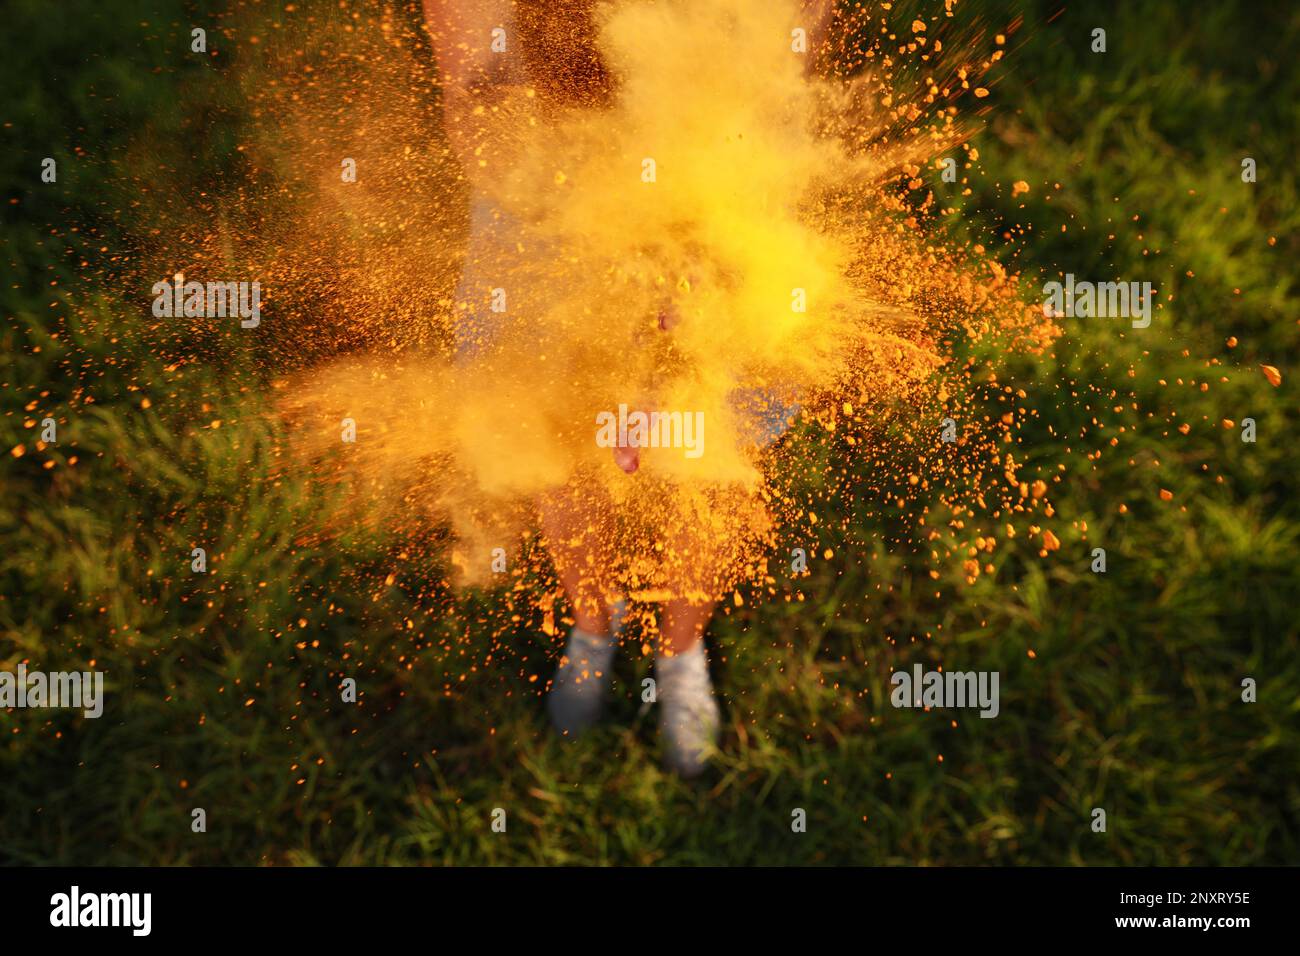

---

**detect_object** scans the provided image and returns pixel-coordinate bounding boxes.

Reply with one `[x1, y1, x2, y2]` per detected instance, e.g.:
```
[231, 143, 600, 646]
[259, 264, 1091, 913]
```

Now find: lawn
[1, 0, 1296, 865]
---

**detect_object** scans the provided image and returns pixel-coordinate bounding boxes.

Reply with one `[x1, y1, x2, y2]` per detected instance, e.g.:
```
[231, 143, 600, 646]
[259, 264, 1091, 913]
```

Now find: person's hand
[657, 301, 681, 332]
[656, 272, 698, 332]
[612, 443, 639, 473]
[611, 274, 699, 473]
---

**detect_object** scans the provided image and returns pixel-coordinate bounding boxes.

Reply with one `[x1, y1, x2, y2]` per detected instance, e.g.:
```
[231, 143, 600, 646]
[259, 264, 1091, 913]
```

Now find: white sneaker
[546, 600, 627, 737]
[656, 642, 720, 777]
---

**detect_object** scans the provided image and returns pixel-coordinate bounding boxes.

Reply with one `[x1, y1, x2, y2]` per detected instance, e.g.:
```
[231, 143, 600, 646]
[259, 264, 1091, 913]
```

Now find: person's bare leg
[538, 481, 623, 736]
[660, 597, 715, 656]
[538, 486, 612, 635]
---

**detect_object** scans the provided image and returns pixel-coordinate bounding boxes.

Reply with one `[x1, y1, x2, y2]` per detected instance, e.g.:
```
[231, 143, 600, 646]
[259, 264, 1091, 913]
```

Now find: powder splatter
[149, 1, 1056, 645]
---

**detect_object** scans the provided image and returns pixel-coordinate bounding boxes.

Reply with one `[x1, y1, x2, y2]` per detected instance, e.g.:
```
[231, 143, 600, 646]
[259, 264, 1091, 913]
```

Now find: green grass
[1, 0, 1297, 865]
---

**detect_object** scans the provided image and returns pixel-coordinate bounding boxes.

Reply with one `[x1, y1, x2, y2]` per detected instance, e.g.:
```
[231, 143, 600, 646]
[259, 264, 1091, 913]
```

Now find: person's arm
[423, 0, 527, 171]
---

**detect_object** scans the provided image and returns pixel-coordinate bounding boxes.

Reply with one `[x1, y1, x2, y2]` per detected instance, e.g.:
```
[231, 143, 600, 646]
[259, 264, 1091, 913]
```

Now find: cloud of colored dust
[252, 0, 1055, 620]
